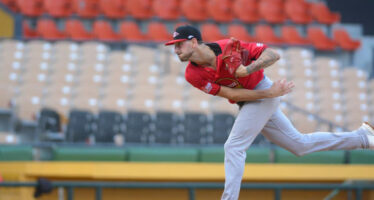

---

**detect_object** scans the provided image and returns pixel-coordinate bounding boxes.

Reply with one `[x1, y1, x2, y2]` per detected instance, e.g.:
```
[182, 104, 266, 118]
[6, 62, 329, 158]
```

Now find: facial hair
[178, 51, 193, 62]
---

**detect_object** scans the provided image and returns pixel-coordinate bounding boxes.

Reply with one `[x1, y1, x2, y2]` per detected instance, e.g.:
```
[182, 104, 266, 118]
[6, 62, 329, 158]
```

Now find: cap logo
[188, 35, 194, 39]
[173, 32, 179, 38]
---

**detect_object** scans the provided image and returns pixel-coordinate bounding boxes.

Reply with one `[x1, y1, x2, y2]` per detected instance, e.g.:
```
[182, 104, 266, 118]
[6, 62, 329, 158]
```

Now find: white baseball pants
[221, 76, 370, 200]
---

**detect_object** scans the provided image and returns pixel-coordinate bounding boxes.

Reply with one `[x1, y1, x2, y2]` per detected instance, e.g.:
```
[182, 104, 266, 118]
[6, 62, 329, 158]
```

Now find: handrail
[1, 181, 374, 200]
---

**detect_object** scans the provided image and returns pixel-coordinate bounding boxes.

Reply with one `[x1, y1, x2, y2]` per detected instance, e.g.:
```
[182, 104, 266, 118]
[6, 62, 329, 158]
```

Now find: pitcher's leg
[261, 109, 370, 156]
[222, 98, 280, 200]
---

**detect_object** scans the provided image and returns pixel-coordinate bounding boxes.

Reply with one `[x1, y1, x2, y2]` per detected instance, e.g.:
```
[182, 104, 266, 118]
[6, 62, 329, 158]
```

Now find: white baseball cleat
[361, 122, 374, 149]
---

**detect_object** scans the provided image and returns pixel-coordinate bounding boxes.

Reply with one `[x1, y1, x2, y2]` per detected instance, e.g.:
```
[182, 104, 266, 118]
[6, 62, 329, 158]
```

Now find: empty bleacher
[0, 38, 372, 147]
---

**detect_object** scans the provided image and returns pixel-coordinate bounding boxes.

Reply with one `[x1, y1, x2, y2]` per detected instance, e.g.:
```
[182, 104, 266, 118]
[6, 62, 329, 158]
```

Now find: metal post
[274, 188, 281, 200]
[355, 188, 362, 200]
[67, 186, 74, 200]
[95, 186, 102, 200]
[188, 188, 195, 200]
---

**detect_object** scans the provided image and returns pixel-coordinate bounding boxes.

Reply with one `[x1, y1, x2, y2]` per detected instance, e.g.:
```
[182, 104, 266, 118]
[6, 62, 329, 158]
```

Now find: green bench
[0, 145, 33, 161]
[53, 147, 127, 161]
[128, 147, 199, 162]
[274, 148, 345, 164]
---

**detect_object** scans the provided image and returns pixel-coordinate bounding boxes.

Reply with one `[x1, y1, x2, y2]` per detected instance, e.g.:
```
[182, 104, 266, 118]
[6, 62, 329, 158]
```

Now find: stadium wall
[1, 162, 374, 200]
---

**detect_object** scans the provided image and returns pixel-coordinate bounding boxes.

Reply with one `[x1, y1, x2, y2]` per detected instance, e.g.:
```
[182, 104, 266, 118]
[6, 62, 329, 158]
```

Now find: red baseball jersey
[185, 39, 267, 103]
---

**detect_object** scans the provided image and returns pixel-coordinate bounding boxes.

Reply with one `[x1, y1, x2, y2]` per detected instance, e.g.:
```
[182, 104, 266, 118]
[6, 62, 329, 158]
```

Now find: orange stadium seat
[206, 0, 234, 22]
[23, 21, 39, 39]
[65, 19, 95, 40]
[93, 20, 122, 41]
[180, 0, 208, 21]
[1, 0, 19, 12]
[146, 22, 172, 42]
[284, 0, 312, 24]
[281, 26, 310, 45]
[72, 0, 99, 18]
[152, 0, 181, 20]
[119, 21, 148, 42]
[44, 0, 73, 17]
[333, 29, 361, 51]
[259, 0, 286, 24]
[201, 23, 226, 42]
[254, 25, 283, 45]
[16, 0, 44, 17]
[232, 0, 260, 23]
[310, 2, 340, 25]
[126, 0, 153, 20]
[99, 0, 127, 19]
[307, 27, 336, 51]
[36, 19, 67, 40]
[227, 24, 256, 42]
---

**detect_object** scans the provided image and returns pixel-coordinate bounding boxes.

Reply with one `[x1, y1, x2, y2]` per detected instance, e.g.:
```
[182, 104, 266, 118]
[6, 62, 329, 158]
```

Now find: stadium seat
[152, 0, 181, 20]
[146, 22, 172, 42]
[44, 0, 73, 17]
[119, 21, 148, 42]
[126, 0, 153, 20]
[125, 110, 152, 143]
[180, 112, 208, 144]
[16, 0, 44, 17]
[99, 0, 126, 19]
[201, 23, 226, 42]
[15, 93, 43, 121]
[310, 2, 340, 25]
[36, 19, 67, 40]
[96, 110, 125, 143]
[210, 112, 235, 144]
[150, 111, 180, 144]
[53, 147, 127, 161]
[0, 85, 14, 108]
[281, 26, 310, 45]
[65, 109, 96, 142]
[156, 85, 184, 114]
[227, 24, 256, 42]
[284, 0, 312, 24]
[232, 0, 260, 23]
[333, 29, 361, 51]
[307, 27, 336, 51]
[128, 147, 199, 162]
[38, 108, 61, 133]
[65, 19, 95, 41]
[254, 25, 283, 45]
[72, 0, 99, 18]
[206, 0, 234, 22]
[274, 148, 345, 164]
[22, 21, 39, 39]
[100, 87, 129, 113]
[1, 0, 19, 12]
[180, 0, 208, 21]
[258, 0, 286, 24]
[93, 20, 122, 41]
[290, 112, 318, 133]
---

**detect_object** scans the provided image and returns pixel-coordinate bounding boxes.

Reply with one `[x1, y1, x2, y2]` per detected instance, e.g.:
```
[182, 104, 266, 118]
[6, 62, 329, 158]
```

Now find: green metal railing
[1, 181, 374, 200]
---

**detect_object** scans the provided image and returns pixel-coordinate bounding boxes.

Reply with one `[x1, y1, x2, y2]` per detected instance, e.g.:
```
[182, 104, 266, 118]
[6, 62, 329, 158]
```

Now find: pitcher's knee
[224, 140, 244, 156]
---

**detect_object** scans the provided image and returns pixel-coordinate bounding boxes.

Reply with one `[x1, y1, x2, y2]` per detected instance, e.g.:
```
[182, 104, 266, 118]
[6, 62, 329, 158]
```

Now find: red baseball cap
[165, 25, 202, 46]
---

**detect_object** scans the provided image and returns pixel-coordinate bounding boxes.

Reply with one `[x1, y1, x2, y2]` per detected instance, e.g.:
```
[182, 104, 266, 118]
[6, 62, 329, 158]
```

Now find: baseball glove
[222, 37, 242, 76]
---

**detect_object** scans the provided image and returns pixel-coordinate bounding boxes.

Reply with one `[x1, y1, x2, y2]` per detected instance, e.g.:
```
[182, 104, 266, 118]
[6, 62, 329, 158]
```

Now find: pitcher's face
[174, 40, 194, 62]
